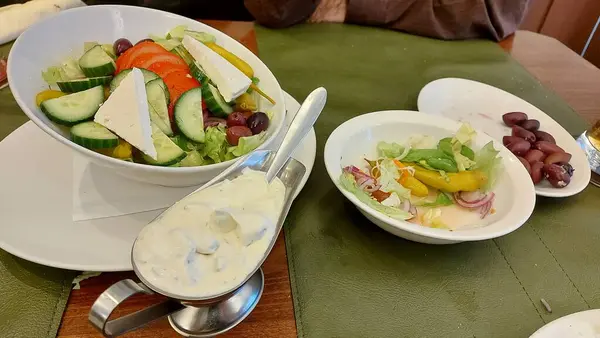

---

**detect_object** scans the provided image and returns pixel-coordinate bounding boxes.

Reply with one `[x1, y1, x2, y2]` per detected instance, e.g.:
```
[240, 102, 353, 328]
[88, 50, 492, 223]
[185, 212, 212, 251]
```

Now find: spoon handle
[265, 87, 327, 182]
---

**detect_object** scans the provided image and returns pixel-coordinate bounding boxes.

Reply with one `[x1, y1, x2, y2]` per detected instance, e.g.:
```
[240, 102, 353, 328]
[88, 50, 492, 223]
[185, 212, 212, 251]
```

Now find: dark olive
[227, 112, 247, 127]
[113, 38, 133, 56]
[534, 141, 565, 155]
[226, 126, 252, 146]
[530, 161, 544, 184]
[512, 125, 536, 143]
[543, 152, 572, 165]
[246, 112, 269, 135]
[561, 163, 575, 177]
[533, 130, 556, 144]
[523, 149, 546, 164]
[503, 136, 523, 147]
[507, 140, 531, 156]
[502, 112, 528, 127]
[544, 164, 571, 188]
[519, 119, 540, 131]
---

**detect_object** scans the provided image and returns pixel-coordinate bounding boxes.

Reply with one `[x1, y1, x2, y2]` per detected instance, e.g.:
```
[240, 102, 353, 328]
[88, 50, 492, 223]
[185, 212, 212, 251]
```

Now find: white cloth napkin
[0, 0, 86, 44]
[72, 154, 197, 221]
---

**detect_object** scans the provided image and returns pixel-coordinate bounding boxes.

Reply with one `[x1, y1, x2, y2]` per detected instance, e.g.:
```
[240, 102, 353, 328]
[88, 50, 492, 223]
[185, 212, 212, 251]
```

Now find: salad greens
[171, 126, 265, 165]
[37, 25, 273, 168]
[41, 59, 85, 85]
[377, 159, 411, 199]
[474, 142, 503, 191]
[340, 172, 413, 220]
[340, 123, 503, 229]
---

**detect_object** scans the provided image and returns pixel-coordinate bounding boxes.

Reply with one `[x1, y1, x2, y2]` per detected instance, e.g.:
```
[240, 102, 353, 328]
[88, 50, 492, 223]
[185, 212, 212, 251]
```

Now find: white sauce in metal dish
[133, 169, 285, 298]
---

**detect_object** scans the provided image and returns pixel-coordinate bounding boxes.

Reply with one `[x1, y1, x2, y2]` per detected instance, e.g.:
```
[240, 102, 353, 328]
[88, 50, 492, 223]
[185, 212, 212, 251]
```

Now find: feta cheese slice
[94, 68, 157, 160]
[182, 35, 251, 102]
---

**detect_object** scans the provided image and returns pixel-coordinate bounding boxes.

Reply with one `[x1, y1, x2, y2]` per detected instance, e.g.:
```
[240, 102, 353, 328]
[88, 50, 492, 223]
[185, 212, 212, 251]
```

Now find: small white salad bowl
[324, 110, 536, 244]
[8, 5, 285, 187]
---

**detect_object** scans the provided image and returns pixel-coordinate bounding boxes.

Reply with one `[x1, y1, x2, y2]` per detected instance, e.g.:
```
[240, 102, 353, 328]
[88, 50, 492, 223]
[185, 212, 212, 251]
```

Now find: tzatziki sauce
[133, 169, 286, 298]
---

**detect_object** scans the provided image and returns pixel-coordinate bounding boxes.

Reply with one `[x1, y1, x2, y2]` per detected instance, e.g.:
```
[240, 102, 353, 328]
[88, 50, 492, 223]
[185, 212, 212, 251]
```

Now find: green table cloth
[256, 24, 599, 338]
[0, 43, 77, 338]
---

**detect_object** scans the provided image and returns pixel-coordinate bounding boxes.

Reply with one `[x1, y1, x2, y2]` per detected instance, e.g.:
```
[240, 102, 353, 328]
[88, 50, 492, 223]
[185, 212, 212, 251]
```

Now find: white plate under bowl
[417, 78, 590, 198]
[0, 92, 316, 271]
[8, 5, 286, 187]
[324, 110, 536, 244]
[530, 309, 600, 338]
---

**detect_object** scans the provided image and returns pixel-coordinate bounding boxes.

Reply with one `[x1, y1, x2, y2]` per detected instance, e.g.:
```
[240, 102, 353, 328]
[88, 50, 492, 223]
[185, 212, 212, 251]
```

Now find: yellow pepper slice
[234, 93, 257, 111]
[393, 160, 428, 197]
[205, 42, 254, 78]
[411, 165, 487, 192]
[204, 42, 275, 105]
[35, 90, 66, 106]
[112, 140, 133, 159]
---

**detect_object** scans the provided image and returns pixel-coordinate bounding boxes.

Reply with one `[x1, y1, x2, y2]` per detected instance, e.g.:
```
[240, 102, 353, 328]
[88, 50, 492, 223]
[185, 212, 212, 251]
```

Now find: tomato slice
[163, 70, 201, 122]
[129, 52, 188, 71]
[145, 61, 189, 79]
[115, 42, 168, 73]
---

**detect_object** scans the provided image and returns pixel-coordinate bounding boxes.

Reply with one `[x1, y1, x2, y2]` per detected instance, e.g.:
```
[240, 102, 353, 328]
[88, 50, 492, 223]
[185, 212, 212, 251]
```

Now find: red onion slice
[454, 192, 495, 209]
[344, 166, 380, 192]
[402, 199, 411, 212]
[459, 191, 485, 203]
[480, 201, 492, 219]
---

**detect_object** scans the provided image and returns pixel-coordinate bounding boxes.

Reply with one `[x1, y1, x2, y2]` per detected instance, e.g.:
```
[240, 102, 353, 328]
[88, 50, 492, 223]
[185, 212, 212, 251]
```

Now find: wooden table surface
[56, 23, 600, 338]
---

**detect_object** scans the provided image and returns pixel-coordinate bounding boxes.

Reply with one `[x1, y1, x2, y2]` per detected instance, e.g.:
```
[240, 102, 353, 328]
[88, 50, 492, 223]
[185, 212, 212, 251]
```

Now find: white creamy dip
[133, 169, 286, 298]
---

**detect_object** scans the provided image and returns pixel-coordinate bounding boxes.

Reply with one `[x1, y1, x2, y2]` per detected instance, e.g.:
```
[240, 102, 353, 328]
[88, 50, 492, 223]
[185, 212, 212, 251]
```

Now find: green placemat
[0, 43, 77, 338]
[256, 24, 599, 338]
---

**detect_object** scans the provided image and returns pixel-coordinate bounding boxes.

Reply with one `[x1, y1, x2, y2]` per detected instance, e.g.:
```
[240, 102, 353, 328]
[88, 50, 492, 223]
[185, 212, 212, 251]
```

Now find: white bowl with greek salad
[7, 5, 285, 187]
[324, 111, 536, 244]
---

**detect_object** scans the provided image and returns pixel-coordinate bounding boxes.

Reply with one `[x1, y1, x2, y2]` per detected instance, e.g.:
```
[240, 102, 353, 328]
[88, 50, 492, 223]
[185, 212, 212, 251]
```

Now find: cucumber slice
[70, 121, 119, 149]
[171, 46, 208, 85]
[110, 68, 161, 93]
[146, 78, 173, 136]
[40, 86, 105, 126]
[79, 45, 116, 77]
[202, 83, 233, 117]
[143, 124, 186, 166]
[57, 76, 112, 93]
[190, 62, 208, 85]
[174, 87, 205, 143]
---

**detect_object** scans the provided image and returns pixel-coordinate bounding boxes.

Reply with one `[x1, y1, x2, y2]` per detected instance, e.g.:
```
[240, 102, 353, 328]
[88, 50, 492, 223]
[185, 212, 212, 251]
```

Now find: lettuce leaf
[226, 132, 266, 158]
[454, 123, 476, 145]
[41, 58, 85, 85]
[201, 126, 228, 163]
[177, 150, 206, 167]
[376, 141, 405, 158]
[339, 172, 412, 221]
[420, 192, 454, 207]
[377, 159, 411, 200]
[170, 134, 200, 152]
[407, 135, 436, 149]
[474, 141, 503, 191]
